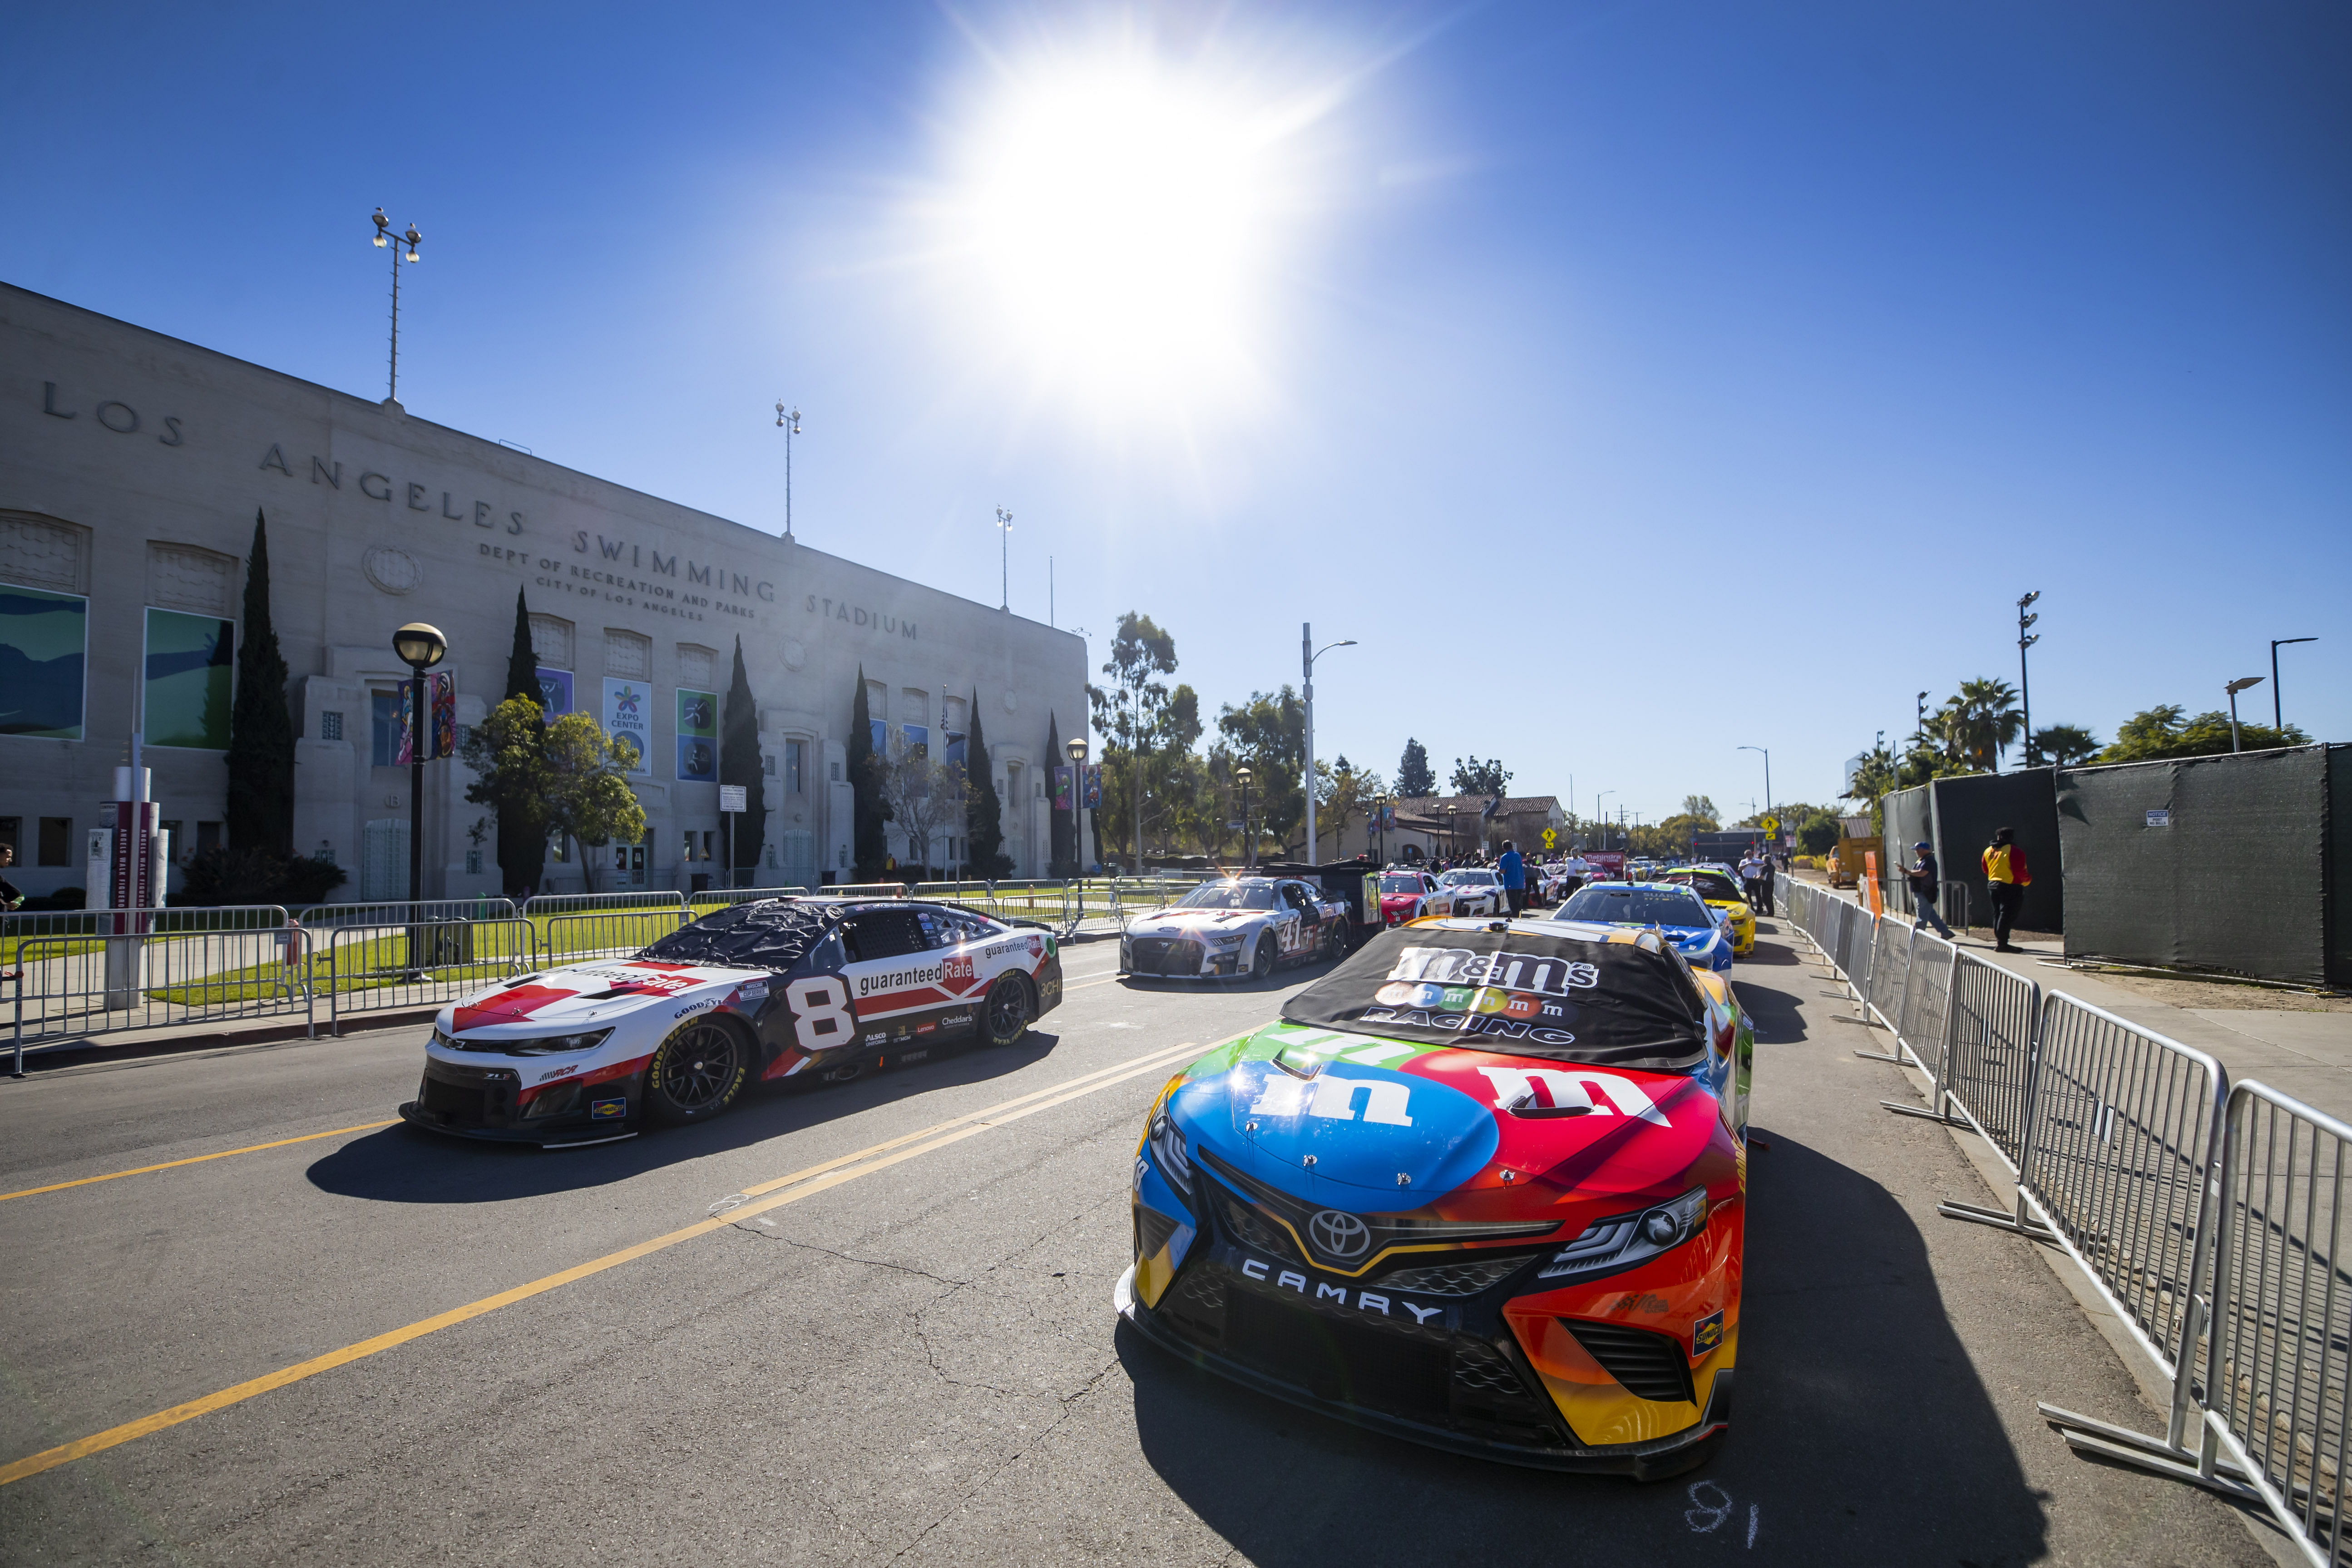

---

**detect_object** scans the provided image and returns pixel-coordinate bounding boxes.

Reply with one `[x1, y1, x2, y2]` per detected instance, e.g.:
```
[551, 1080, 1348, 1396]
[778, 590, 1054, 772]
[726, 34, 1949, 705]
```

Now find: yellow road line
[0, 1122, 401, 1203]
[0, 1029, 1251, 1489]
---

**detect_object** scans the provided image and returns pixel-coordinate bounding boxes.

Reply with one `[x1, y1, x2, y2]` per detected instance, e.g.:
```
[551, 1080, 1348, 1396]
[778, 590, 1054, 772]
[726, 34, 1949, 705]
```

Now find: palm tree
[1933, 678, 2024, 773]
[2030, 724, 2100, 767]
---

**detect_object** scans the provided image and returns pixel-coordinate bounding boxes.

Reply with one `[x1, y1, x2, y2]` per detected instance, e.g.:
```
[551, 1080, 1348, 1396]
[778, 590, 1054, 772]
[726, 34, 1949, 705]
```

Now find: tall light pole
[369, 209, 423, 407]
[1911, 691, 1929, 785]
[1300, 623, 1358, 866]
[393, 623, 448, 904]
[774, 404, 801, 538]
[994, 507, 1013, 610]
[1738, 746, 1772, 831]
[1594, 791, 1614, 852]
[1066, 736, 1089, 873]
[2272, 638, 2317, 732]
[2226, 676, 2265, 753]
[2017, 591, 2041, 767]
[1235, 766, 1255, 872]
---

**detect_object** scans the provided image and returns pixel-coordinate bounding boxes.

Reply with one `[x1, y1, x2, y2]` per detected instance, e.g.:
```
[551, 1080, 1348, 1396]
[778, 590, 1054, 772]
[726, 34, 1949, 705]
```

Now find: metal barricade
[687, 886, 810, 914]
[1852, 918, 1912, 1065]
[11, 924, 313, 1069]
[1921, 950, 2045, 1173]
[539, 910, 690, 966]
[1938, 879, 1972, 935]
[521, 891, 689, 919]
[296, 897, 517, 929]
[322, 918, 536, 1034]
[823, 883, 910, 899]
[2187, 1082, 2352, 1563]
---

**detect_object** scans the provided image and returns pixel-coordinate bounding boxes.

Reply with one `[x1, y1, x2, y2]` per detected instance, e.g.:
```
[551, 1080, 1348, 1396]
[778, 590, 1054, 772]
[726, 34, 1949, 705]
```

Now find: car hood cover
[1279, 922, 1706, 1071]
[450, 959, 764, 1032]
[1173, 1022, 1716, 1216]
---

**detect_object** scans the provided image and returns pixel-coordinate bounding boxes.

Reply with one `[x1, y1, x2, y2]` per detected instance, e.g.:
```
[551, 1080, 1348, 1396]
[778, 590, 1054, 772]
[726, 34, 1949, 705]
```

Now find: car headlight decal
[1536, 1185, 1708, 1281]
[439, 1027, 614, 1056]
[1148, 1109, 1194, 1197]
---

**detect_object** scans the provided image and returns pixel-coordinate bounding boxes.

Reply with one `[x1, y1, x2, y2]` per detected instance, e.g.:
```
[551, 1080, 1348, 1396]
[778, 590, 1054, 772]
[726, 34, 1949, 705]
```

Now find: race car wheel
[1248, 938, 1275, 984]
[1323, 921, 1349, 962]
[982, 975, 1031, 1048]
[644, 1017, 750, 1125]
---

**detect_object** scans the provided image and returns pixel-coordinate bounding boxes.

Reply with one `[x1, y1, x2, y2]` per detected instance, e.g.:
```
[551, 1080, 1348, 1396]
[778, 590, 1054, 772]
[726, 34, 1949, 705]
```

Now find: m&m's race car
[401, 897, 1062, 1147]
[1118, 916, 1751, 1477]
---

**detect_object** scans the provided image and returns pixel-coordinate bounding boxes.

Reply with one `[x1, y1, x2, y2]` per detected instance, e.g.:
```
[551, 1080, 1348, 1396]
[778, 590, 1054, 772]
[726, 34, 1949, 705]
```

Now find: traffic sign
[720, 785, 747, 813]
[1542, 828, 1556, 847]
[1759, 815, 1778, 836]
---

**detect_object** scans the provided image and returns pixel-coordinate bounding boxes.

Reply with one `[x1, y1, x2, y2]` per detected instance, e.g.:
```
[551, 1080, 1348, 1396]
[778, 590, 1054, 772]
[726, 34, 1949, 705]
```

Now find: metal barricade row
[323, 918, 537, 1034]
[11, 924, 313, 1070]
[538, 910, 691, 968]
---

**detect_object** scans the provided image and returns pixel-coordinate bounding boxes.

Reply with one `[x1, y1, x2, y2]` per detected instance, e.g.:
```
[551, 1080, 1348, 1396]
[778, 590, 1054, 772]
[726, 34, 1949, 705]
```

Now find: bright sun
[937, 44, 1303, 409]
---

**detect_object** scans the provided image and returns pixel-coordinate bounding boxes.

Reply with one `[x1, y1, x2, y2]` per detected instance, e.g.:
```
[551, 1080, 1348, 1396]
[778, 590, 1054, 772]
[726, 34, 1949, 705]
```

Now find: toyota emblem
[1309, 1209, 1372, 1261]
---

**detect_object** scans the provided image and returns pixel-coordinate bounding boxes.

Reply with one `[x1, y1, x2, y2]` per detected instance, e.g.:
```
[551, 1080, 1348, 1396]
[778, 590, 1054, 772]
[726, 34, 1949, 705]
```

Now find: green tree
[224, 509, 295, 854]
[1932, 678, 2024, 773]
[544, 712, 647, 890]
[2097, 706, 2310, 763]
[1396, 738, 1435, 799]
[461, 696, 552, 888]
[720, 638, 766, 885]
[849, 669, 888, 879]
[1092, 612, 1179, 873]
[1651, 813, 1713, 860]
[1217, 687, 1307, 854]
[1680, 795, 1720, 830]
[1315, 757, 1384, 860]
[1450, 756, 1512, 796]
[495, 587, 546, 897]
[881, 746, 963, 876]
[964, 689, 1012, 878]
[2031, 724, 2101, 767]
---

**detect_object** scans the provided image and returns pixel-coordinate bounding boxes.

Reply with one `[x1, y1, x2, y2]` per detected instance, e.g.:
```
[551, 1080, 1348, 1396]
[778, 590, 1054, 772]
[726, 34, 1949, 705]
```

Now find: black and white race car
[1119, 876, 1351, 981]
[401, 897, 1063, 1147]
[1428, 867, 1507, 917]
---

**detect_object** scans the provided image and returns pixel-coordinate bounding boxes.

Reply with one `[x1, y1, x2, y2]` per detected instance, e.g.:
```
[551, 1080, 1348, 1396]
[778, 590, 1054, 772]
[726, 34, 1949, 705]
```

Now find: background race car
[1550, 882, 1735, 972]
[1121, 877, 1352, 981]
[1377, 870, 1439, 927]
[403, 898, 1062, 1147]
[1655, 867, 1757, 958]
[1119, 918, 1753, 1478]
[1428, 867, 1507, 918]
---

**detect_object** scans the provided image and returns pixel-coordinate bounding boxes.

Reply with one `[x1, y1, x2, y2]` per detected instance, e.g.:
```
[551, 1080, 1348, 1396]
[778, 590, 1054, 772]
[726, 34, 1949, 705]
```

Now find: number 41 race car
[401, 897, 1062, 1147]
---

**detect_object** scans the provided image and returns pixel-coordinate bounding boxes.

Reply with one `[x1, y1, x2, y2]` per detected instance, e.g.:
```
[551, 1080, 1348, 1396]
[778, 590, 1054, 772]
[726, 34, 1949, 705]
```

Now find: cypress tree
[964, 689, 1010, 878]
[849, 668, 886, 880]
[495, 587, 547, 898]
[720, 636, 767, 885]
[1045, 711, 1075, 877]
[224, 509, 295, 854]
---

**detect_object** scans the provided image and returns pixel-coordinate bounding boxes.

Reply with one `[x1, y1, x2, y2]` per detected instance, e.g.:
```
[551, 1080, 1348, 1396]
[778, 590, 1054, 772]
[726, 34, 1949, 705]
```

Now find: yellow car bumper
[1706, 900, 1757, 956]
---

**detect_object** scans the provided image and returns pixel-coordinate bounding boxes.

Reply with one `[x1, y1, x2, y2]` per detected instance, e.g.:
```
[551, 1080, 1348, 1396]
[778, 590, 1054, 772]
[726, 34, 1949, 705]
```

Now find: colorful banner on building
[395, 672, 455, 765]
[1081, 764, 1102, 809]
[143, 607, 234, 750]
[535, 666, 573, 719]
[676, 687, 718, 781]
[1053, 766, 1072, 811]
[0, 584, 87, 740]
[602, 677, 653, 777]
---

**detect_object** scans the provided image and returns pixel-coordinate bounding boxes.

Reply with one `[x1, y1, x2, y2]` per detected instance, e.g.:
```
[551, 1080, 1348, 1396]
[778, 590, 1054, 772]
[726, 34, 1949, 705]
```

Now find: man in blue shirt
[1497, 841, 1527, 916]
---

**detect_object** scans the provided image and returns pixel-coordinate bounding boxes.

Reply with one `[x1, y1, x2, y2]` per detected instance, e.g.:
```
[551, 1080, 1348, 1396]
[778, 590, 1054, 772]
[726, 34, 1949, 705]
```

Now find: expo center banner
[602, 678, 654, 778]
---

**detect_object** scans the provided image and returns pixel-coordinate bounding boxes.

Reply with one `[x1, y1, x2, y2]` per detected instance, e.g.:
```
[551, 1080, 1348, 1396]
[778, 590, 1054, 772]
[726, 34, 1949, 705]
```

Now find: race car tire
[981, 975, 1031, 1048]
[1248, 938, 1275, 984]
[644, 1016, 751, 1126]
[1323, 920, 1349, 963]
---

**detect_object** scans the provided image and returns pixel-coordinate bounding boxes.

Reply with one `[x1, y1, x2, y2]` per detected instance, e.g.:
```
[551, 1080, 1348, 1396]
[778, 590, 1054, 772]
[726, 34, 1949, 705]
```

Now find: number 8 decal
[786, 975, 856, 1049]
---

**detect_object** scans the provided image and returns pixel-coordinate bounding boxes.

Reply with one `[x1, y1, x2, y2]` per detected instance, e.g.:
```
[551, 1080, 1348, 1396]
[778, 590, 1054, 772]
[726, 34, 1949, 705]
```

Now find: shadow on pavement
[301, 1028, 1066, 1205]
[1115, 952, 1345, 995]
[1119, 1131, 2047, 1566]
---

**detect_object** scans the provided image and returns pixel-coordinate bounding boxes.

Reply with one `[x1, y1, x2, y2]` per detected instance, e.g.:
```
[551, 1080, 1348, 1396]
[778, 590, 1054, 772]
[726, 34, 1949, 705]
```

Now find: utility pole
[995, 508, 1013, 611]
[1300, 623, 1357, 866]
[775, 404, 800, 538]
[2272, 637, 2317, 732]
[2017, 591, 2041, 767]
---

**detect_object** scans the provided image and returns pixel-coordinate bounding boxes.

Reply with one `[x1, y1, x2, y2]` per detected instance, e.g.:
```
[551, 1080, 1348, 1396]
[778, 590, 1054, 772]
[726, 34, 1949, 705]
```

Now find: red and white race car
[1120, 876, 1351, 981]
[1377, 869, 1440, 926]
[401, 897, 1062, 1147]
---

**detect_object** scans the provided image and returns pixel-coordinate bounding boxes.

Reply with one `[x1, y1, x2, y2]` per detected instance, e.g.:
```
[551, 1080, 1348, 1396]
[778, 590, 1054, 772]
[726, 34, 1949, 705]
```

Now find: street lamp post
[2017, 591, 2041, 767]
[393, 623, 449, 904]
[369, 209, 423, 407]
[1593, 791, 1613, 853]
[1235, 766, 1255, 872]
[1911, 691, 1928, 786]
[995, 508, 1013, 611]
[2272, 638, 2317, 732]
[1737, 746, 1772, 826]
[1300, 623, 1358, 866]
[774, 404, 801, 538]
[2226, 676, 2265, 753]
[1066, 737, 1088, 874]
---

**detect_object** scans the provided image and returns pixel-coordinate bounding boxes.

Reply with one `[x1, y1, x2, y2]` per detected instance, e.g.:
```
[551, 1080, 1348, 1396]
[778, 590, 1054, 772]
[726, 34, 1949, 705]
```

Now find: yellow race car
[1659, 867, 1755, 958]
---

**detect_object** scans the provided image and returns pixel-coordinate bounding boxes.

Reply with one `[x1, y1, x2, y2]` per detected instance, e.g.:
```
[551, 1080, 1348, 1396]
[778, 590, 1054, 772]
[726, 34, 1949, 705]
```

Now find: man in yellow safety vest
[1981, 826, 2031, 953]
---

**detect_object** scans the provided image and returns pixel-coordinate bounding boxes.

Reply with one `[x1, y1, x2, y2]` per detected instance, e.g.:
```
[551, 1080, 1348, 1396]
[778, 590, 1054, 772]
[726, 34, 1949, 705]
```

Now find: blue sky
[6, 1, 2346, 826]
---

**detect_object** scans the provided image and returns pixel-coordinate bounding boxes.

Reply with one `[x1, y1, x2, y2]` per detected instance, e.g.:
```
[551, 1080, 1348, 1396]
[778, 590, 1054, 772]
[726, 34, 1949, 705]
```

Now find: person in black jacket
[0, 843, 23, 912]
[1906, 841, 1952, 939]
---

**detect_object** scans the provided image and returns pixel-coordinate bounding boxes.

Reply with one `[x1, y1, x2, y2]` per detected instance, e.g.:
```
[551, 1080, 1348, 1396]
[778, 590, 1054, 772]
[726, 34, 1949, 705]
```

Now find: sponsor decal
[1238, 1256, 1443, 1325]
[672, 998, 718, 1019]
[538, 1065, 577, 1081]
[939, 1013, 973, 1028]
[982, 940, 1026, 960]
[1309, 1209, 1373, 1260]
[1389, 945, 1599, 996]
[915, 1021, 937, 1035]
[1476, 1066, 1671, 1126]
[942, 954, 976, 984]
[899, 1049, 929, 1063]
[1614, 1292, 1670, 1314]
[737, 979, 769, 1002]
[1248, 1073, 1414, 1127]
[1692, 1309, 1724, 1360]
[589, 1097, 628, 1119]
[864, 1030, 889, 1045]
[858, 963, 944, 996]
[1360, 1008, 1579, 1047]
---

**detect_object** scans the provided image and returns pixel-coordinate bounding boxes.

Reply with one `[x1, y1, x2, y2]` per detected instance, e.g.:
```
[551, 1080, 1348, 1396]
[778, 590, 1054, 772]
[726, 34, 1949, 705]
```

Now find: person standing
[1906, 841, 1952, 939]
[1737, 849, 1764, 911]
[1982, 827, 2031, 953]
[1757, 850, 1778, 916]
[1497, 840, 1527, 916]
[0, 842, 22, 912]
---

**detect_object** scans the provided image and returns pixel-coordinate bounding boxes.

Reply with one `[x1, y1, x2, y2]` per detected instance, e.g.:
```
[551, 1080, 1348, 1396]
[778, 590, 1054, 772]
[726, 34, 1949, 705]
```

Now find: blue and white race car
[1550, 881, 1735, 973]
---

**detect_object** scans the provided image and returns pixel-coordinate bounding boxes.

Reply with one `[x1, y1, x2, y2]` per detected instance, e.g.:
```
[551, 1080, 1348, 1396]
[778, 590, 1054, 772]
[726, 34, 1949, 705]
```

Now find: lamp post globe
[393, 623, 448, 909]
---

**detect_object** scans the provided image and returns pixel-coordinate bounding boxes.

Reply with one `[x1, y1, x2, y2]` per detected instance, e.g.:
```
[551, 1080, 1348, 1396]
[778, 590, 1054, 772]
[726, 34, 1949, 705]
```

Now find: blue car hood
[1169, 1037, 1501, 1215]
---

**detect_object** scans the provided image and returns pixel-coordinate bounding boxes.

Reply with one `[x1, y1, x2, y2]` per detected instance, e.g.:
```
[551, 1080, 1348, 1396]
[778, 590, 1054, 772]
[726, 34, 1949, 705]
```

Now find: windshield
[1661, 871, 1746, 903]
[1438, 870, 1497, 887]
[1281, 924, 1706, 1070]
[1560, 886, 1715, 929]
[1379, 875, 1425, 895]
[1177, 882, 1278, 911]
[641, 900, 833, 969]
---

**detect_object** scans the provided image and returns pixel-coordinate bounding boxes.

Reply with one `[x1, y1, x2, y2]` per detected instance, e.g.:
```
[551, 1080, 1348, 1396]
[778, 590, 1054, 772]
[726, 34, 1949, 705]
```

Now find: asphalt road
[0, 925, 2284, 1566]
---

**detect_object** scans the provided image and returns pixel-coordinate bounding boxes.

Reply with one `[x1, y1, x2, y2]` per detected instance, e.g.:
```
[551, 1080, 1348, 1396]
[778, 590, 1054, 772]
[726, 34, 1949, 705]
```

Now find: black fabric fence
[1932, 769, 2064, 936]
[2056, 746, 2332, 986]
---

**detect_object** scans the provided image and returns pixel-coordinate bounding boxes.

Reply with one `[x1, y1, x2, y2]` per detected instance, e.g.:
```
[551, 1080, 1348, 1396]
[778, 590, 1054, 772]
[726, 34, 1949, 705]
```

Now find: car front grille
[1129, 937, 1205, 975]
[1197, 1148, 1559, 1271]
[1376, 1254, 1534, 1297]
[420, 1077, 486, 1123]
[415, 1061, 520, 1128]
[1562, 1318, 1695, 1404]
